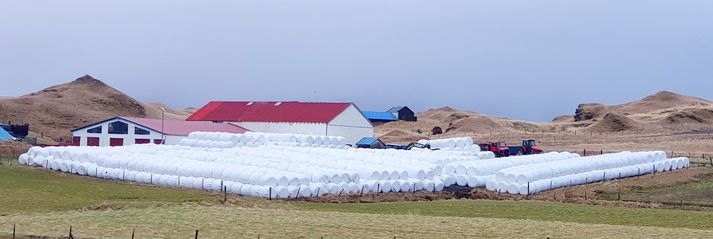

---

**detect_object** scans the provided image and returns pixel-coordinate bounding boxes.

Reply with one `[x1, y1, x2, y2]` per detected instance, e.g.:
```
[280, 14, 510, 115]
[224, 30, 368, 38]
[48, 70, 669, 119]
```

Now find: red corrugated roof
[123, 117, 248, 136]
[186, 101, 352, 123]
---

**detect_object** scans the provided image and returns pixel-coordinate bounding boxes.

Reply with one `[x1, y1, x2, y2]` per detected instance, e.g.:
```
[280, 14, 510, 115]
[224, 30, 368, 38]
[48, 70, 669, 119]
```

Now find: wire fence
[0, 224, 411, 239]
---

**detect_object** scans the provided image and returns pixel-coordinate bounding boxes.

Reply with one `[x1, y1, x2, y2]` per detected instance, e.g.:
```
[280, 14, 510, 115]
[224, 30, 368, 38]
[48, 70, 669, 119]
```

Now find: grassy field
[2, 164, 713, 238]
[598, 172, 713, 207]
[0, 163, 221, 213]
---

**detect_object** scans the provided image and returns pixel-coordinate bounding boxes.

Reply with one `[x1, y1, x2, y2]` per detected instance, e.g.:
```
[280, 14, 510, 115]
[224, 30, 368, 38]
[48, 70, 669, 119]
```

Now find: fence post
[13, 224, 16, 239]
[360, 185, 365, 197]
[583, 149, 587, 156]
[195, 230, 199, 239]
[296, 187, 301, 198]
[131, 228, 135, 239]
[69, 226, 73, 239]
[269, 187, 272, 200]
[223, 186, 228, 203]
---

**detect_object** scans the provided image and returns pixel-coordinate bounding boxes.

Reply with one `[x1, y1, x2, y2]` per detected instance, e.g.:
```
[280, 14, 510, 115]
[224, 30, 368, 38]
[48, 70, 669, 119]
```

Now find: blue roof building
[0, 127, 14, 141]
[355, 137, 385, 149]
[362, 111, 397, 123]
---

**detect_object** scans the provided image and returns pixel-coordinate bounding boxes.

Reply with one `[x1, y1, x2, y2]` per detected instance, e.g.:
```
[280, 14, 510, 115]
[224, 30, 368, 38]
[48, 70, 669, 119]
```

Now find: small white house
[187, 101, 374, 145]
[71, 117, 248, 146]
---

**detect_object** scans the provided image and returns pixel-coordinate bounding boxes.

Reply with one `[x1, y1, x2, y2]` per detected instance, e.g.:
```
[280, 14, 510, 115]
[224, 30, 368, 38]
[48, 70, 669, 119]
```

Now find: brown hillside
[0, 75, 191, 142]
[658, 108, 713, 129]
[587, 113, 651, 132]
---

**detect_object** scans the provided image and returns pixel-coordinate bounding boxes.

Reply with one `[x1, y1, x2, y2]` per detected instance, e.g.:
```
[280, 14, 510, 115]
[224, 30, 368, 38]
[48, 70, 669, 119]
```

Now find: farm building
[355, 137, 386, 149]
[387, 106, 417, 121]
[0, 127, 13, 141]
[71, 117, 248, 146]
[187, 101, 374, 144]
[362, 111, 397, 124]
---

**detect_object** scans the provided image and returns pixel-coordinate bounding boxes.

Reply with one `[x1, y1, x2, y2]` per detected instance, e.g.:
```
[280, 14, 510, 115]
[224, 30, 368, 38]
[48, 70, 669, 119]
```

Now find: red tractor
[479, 142, 510, 157]
[508, 139, 544, 155]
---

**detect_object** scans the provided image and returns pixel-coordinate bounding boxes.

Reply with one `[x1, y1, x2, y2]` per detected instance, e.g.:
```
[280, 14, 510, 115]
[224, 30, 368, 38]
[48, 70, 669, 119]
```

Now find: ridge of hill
[376, 91, 713, 143]
[0, 75, 192, 142]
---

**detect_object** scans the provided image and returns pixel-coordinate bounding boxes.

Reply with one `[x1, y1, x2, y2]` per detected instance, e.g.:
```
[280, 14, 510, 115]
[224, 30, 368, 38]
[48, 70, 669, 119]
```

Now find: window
[87, 126, 102, 134]
[134, 127, 150, 135]
[135, 139, 150, 144]
[108, 121, 129, 134]
[72, 136, 81, 146]
[109, 138, 124, 146]
[87, 137, 100, 146]
[153, 139, 164, 144]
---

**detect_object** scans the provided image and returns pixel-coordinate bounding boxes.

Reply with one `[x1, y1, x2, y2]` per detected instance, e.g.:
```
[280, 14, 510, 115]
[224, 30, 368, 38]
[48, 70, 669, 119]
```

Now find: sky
[1, 1, 712, 122]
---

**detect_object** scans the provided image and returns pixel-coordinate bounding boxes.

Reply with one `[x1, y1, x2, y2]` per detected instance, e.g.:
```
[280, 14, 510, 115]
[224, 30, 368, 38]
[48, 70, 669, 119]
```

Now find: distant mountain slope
[569, 91, 713, 132]
[376, 91, 713, 143]
[0, 75, 192, 142]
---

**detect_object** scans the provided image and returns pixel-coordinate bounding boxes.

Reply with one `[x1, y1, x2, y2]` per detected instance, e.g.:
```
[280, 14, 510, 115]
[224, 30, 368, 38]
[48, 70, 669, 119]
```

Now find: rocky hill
[376, 91, 713, 143]
[0, 75, 192, 142]
[567, 91, 713, 132]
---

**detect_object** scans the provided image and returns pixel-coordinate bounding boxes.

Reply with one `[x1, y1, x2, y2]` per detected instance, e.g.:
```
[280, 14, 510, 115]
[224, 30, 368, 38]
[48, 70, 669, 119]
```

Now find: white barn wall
[72, 118, 165, 146]
[327, 104, 374, 144]
[230, 105, 374, 145]
[231, 122, 327, 136]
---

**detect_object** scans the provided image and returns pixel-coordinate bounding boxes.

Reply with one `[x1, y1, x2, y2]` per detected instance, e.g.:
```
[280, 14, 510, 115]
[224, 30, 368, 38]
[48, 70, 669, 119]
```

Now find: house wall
[229, 105, 373, 145]
[72, 119, 166, 147]
[328, 104, 374, 144]
[398, 107, 417, 121]
[231, 121, 327, 136]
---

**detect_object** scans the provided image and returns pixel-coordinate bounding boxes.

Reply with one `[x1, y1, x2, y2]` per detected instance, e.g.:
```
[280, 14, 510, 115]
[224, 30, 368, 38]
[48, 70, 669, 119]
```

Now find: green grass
[3, 163, 713, 238]
[598, 174, 713, 207]
[3, 204, 713, 239]
[292, 200, 713, 230]
[0, 164, 220, 213]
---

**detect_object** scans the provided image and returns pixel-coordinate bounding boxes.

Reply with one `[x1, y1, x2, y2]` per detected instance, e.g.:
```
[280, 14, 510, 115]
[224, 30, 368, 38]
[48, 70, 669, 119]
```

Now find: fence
[557, 149, 713, 167]
[0, 153, 22, 166]
[1, 225, 406, 239]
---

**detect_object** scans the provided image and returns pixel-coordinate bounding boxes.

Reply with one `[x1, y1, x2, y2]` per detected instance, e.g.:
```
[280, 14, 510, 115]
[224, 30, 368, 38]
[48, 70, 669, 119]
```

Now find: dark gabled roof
[387, 106, 404, 113]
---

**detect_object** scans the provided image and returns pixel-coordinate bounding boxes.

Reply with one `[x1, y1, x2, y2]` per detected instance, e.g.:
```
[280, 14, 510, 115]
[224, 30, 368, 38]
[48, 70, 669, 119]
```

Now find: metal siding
[187, 101, 352, 123]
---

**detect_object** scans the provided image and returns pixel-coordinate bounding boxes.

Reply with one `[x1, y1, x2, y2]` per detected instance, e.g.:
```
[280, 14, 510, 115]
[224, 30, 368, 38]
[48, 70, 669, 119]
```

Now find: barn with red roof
[71, 117, 248, 146]
[187, 101, 374, 144]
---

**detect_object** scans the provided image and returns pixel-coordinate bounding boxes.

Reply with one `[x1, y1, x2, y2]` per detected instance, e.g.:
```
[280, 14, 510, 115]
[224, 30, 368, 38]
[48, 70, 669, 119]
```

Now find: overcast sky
[1, 1, 712, 122]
